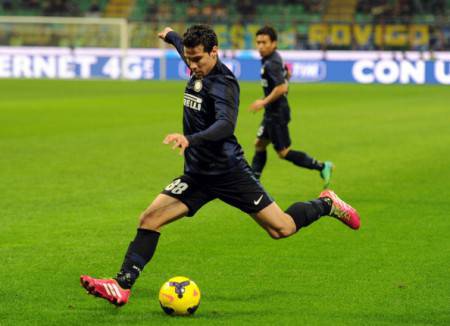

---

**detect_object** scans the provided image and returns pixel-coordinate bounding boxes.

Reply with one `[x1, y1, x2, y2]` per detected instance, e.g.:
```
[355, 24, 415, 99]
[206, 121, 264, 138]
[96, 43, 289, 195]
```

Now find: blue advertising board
[0, 47, 161, 80]
[0, 47, 449, 84]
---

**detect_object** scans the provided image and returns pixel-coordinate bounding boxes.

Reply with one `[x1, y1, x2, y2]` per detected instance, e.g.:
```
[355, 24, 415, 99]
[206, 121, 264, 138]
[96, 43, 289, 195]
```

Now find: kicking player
[80, 25, 360, 307]
[249, 26, 333, 187]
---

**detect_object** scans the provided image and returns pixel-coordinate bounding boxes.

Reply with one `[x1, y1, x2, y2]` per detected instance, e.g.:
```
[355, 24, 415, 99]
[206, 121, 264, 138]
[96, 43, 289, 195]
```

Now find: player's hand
[163, 133, 189, 155]
[284, 64, 292, 81]
[249, 99, 265, 113]
[158, 27, 174, 41]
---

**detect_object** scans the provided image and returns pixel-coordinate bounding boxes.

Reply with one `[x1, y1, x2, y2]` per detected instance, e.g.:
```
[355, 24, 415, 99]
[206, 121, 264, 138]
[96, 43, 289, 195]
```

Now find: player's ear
[210, 46, 218, 59]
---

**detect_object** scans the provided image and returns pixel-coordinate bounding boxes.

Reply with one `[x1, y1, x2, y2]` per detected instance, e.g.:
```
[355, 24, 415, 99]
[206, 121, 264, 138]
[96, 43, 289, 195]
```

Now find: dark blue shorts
[161, 166, 273, 217]
[257, 120, 292, 151]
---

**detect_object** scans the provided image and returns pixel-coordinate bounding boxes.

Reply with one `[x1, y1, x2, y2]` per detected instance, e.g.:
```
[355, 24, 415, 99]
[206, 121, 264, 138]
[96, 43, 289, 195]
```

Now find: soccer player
[80, 25, 360, 306]
[249, 26, 333, 186]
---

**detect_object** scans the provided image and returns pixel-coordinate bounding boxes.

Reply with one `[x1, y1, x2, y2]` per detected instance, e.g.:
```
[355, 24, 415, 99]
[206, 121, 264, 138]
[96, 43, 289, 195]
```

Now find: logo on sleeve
[184, 93, 203, 111]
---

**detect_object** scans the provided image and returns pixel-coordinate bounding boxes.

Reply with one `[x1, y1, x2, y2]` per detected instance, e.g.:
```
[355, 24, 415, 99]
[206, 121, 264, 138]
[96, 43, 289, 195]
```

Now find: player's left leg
[113, 173, 213, 291]
[114, 194, 190, 290]
[81, 174, 212, 306]
[80, 194, 189, 306]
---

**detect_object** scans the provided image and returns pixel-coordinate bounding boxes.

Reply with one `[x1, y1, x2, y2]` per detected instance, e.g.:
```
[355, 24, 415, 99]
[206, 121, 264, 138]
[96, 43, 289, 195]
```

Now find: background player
[80, 25, 360, 307]
[249, 26, 333, 187]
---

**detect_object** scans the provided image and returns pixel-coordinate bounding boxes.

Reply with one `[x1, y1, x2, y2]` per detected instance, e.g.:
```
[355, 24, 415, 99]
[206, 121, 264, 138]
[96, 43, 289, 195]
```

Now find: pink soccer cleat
[319, 189, 361, 230]
[80, 275, 130, 307]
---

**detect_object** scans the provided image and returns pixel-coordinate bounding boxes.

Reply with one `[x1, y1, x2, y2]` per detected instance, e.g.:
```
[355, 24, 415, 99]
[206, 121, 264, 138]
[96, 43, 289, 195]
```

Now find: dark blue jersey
[165, 31, 247, 175]
[260, 51, 290, 124]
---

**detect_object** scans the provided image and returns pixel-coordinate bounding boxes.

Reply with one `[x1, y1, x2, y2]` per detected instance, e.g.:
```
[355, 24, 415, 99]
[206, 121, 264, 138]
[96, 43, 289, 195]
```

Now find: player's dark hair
[256, 26, 278, 42]
[183, 24, 218, 53]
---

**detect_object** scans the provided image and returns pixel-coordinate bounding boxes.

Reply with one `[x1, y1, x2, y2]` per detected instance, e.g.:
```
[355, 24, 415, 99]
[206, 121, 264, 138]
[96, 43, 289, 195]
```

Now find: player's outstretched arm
[158, 27, 173, 41]
[157, 27, 188, 67]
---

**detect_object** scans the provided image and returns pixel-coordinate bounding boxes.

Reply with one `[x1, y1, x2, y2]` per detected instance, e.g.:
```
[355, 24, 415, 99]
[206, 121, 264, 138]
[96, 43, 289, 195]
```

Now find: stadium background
[1, 1, 449, 325]
[1, 0, 450, 83]
[1, 0, 450, 50]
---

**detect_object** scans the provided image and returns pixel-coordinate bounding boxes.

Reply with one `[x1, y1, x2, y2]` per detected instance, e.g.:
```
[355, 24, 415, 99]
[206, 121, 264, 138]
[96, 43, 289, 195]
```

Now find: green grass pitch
[0, 79, 449, 325]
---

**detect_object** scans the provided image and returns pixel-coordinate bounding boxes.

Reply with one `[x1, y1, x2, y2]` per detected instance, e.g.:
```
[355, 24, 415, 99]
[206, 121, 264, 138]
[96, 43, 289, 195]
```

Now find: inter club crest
[194, 79, 203, 92]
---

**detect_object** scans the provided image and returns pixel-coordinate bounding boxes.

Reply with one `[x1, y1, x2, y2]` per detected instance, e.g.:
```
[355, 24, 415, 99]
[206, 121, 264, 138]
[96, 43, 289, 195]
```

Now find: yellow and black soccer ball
[159, 276, 201, 316]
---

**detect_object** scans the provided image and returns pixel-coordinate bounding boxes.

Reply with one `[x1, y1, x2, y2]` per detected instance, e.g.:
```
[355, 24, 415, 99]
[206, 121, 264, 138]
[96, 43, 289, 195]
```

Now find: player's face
[256, 34, 277, 58]
[184, 45, 218, 79]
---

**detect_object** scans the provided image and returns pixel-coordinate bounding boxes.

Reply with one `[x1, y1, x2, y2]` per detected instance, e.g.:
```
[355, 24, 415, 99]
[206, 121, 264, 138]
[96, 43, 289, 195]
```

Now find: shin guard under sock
[115, 228, 160, 289]
[285, 199, 331, 231]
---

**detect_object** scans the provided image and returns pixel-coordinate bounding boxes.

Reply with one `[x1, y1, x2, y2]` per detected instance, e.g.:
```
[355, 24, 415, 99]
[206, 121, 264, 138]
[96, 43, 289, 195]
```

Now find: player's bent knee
[267, 226, 296, 240]
[279, 227, 296, 238]
[277, 149, 289, 158]
[255, 143, 266, 152]
[256, 146, 265, 152]
[268, 231, 284, 240]
[254, 139, 269, 151]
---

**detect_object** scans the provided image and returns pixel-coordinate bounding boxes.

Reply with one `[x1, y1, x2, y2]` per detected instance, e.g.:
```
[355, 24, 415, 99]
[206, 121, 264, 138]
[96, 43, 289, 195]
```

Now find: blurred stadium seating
[0, 0, 449, 50]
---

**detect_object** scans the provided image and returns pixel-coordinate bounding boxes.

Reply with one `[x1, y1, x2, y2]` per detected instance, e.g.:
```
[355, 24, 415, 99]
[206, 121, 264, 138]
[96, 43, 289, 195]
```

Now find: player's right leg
[250, 202, 297, 239]
[251, 199, 332, 239]
[251, 192, 360, 238]
[81, 194, 189, 306]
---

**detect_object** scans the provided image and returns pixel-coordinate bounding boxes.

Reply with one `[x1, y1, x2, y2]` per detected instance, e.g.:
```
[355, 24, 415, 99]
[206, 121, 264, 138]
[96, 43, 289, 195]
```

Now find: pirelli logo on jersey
[184, 93, 203, 111]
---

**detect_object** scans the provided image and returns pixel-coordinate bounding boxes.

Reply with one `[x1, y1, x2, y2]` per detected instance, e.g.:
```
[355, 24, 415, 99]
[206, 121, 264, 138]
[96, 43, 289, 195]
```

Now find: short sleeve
[266, 61, 285, 86]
